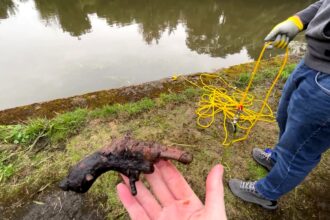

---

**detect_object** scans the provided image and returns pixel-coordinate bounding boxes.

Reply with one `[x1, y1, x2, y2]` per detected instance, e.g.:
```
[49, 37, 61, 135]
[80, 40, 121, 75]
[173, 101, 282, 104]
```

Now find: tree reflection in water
[2, 0, 314, 59]
[0, 0, 16, 19]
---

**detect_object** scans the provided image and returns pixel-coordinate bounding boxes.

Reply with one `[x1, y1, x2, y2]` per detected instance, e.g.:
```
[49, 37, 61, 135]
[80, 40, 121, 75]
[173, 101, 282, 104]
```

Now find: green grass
[247, 160, 268, 179]
[234, 72, 250, 88]
[233, 63, 296, 88]
[89, 103, 123, 118]
[0, 89, 200, 148]
[281, 63, 296, 80]
[0, 109, 88, 146]
[48, 108, 88, 143]
[90, 98, 156, 118]
[124, 98, 156, 115]
[159, 93, 186, 104]
[0, 152, 16, 182]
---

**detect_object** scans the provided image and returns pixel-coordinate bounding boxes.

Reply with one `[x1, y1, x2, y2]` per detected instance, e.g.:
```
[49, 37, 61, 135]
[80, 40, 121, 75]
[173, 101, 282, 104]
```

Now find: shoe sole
[228, 180, 278, 210]
[237, 193, 278, 210]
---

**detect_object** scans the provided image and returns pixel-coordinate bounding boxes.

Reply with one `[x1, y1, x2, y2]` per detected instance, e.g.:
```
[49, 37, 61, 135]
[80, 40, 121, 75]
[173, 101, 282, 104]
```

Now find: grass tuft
[281, 63, 296, 80]
[159, 93, 186, 104]
[0, 152, 16, 182]
[234, 72, 250, 88]
[90, 104, 123, 118]
[0, 119, 48, 145]
[248, 160, 268, 179]
[49, 108, 88, 143]
[124, 98, 156, 115]
[0, 109, 88, 146]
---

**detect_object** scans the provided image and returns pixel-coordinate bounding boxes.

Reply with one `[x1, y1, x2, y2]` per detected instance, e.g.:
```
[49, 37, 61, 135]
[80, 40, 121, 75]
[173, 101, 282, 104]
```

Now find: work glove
[264, 16, 304, 49]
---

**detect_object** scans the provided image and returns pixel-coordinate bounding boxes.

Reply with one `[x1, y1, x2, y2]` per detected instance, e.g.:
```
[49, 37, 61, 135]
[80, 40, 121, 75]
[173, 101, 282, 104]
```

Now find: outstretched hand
[117, 160, 227, 220]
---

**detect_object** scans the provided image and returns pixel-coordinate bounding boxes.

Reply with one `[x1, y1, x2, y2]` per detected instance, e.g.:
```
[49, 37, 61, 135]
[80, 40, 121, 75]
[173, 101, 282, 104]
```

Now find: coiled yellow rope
[180, 42, 289, 146]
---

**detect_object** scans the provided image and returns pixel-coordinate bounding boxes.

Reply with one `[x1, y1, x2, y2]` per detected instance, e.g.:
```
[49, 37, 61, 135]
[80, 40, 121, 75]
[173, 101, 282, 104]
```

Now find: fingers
[270, 34, 290, 49]
[156, 160, 202, 203]
[284, 36, 289, 48]
[116, 183, 150, 220]
[121, 175, 162, 219]
[264, 28, 278, 42]
[272, 34, 282, 47]
[144, 165, 176, 206]
[277, 35, 285, 48]
[278, 35, 288, 48]
[204, 164, 226, 216]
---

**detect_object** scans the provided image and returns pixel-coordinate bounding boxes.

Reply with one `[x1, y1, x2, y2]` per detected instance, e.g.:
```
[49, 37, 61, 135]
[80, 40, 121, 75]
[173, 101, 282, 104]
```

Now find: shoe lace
[260, 151, 271, 161]
[240, 181, 257, 193]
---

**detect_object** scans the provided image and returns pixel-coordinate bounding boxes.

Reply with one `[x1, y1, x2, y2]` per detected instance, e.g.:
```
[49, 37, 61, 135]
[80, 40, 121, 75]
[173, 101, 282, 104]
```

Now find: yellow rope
[180, 42, 289, 146]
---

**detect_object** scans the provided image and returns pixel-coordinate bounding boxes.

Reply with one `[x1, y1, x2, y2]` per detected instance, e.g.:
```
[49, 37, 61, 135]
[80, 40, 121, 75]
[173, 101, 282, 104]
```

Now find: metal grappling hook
[232, 105, 243, 134]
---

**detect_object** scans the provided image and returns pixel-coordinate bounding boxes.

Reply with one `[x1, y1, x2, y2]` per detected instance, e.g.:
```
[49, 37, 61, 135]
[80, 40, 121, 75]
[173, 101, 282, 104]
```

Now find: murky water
[0, 0, 313, 110]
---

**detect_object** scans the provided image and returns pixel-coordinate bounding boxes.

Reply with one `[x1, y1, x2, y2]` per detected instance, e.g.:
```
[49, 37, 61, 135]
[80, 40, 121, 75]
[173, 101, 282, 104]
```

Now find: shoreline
[0, 55, 300, 125]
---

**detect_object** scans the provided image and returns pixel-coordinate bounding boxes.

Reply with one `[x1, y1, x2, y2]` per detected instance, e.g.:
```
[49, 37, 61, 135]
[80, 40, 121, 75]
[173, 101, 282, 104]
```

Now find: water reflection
[30, 0, 313, 59]
[0, 0, 313, 110]
[34, 0, 92, 36]
[0, 0, 16, 19]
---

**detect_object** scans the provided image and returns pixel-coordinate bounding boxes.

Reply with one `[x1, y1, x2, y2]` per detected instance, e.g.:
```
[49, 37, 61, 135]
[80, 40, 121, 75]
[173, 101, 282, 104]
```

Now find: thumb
[204, 164, 227, 218]
[264, 28, 279, 42]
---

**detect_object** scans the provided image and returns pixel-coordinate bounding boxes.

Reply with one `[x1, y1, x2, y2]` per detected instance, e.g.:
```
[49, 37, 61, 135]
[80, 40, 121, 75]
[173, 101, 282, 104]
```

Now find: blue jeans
[255, 60, 330, 200]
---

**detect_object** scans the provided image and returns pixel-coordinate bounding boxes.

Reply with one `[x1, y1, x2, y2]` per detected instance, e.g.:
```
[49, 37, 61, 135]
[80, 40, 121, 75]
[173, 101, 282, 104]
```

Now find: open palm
[117, 160, 227, 220]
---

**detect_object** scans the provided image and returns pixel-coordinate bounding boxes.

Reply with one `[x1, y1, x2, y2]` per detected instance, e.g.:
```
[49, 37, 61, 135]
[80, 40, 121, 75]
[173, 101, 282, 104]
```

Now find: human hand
[264, 16, 304, 49]
[117, 160, 227, 220]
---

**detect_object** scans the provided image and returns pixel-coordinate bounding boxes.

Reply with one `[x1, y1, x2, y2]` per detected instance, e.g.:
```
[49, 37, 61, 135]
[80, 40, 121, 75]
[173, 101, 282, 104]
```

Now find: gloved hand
[265, 16, 304, 49]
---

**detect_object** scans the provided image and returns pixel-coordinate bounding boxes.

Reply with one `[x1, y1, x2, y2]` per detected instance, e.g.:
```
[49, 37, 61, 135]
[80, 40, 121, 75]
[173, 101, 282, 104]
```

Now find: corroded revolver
[59, 134, 193, 195]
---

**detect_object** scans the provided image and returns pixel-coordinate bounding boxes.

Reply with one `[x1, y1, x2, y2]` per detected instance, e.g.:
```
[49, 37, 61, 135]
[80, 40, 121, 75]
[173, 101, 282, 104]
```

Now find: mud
[0, 189, 106, 220]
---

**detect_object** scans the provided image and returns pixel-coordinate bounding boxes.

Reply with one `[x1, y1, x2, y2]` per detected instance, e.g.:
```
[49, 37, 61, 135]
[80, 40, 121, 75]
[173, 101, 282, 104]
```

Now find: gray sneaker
[229, 179, 278, 210]
[252, 148, 274, 171]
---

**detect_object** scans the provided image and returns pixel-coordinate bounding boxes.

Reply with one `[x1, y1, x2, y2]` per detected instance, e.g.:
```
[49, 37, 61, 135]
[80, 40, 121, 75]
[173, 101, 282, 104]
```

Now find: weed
[0, 109, 88, 146]
[233, 63, 296, 89]
[124, 98, 155, 115]
[90, 104, 123, 118]
[281, 63, 296, 80]
[262, 68, 277, 78]
[182, 87, 201, 98]
[234, 72, 250, 88]
[49, 108, 88, 143]
[0, 163, 15, 182]
[159, 93, 186, 104]
[0, 125, 25, 144]
[0, 119, 48, 145]
[0, 152, 15, 182]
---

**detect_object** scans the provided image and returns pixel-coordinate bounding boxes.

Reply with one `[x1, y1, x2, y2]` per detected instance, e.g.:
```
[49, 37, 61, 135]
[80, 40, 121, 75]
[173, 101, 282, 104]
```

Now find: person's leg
[276, 60, 305, 137]
[270, 60, 309, 163]
[256, 69, 330, 200]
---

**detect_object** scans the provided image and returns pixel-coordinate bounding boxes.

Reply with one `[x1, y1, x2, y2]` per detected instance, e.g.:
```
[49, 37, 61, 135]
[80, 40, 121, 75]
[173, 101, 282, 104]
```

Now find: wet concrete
[1, 190, 106, 220]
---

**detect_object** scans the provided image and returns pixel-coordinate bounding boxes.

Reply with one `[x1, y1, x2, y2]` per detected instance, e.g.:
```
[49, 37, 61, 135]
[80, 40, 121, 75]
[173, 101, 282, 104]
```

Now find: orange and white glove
[264, 16, 304, 49]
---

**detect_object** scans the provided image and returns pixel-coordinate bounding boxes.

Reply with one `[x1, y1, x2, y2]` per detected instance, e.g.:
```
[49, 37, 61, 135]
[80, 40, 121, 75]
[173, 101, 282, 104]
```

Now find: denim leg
[256, 66, 330, 201]
[270, 60, 306, 163]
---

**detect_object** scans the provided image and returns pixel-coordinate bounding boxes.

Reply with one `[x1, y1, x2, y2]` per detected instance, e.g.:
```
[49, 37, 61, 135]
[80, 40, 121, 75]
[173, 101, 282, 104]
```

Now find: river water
[0, 0, 313, 110]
